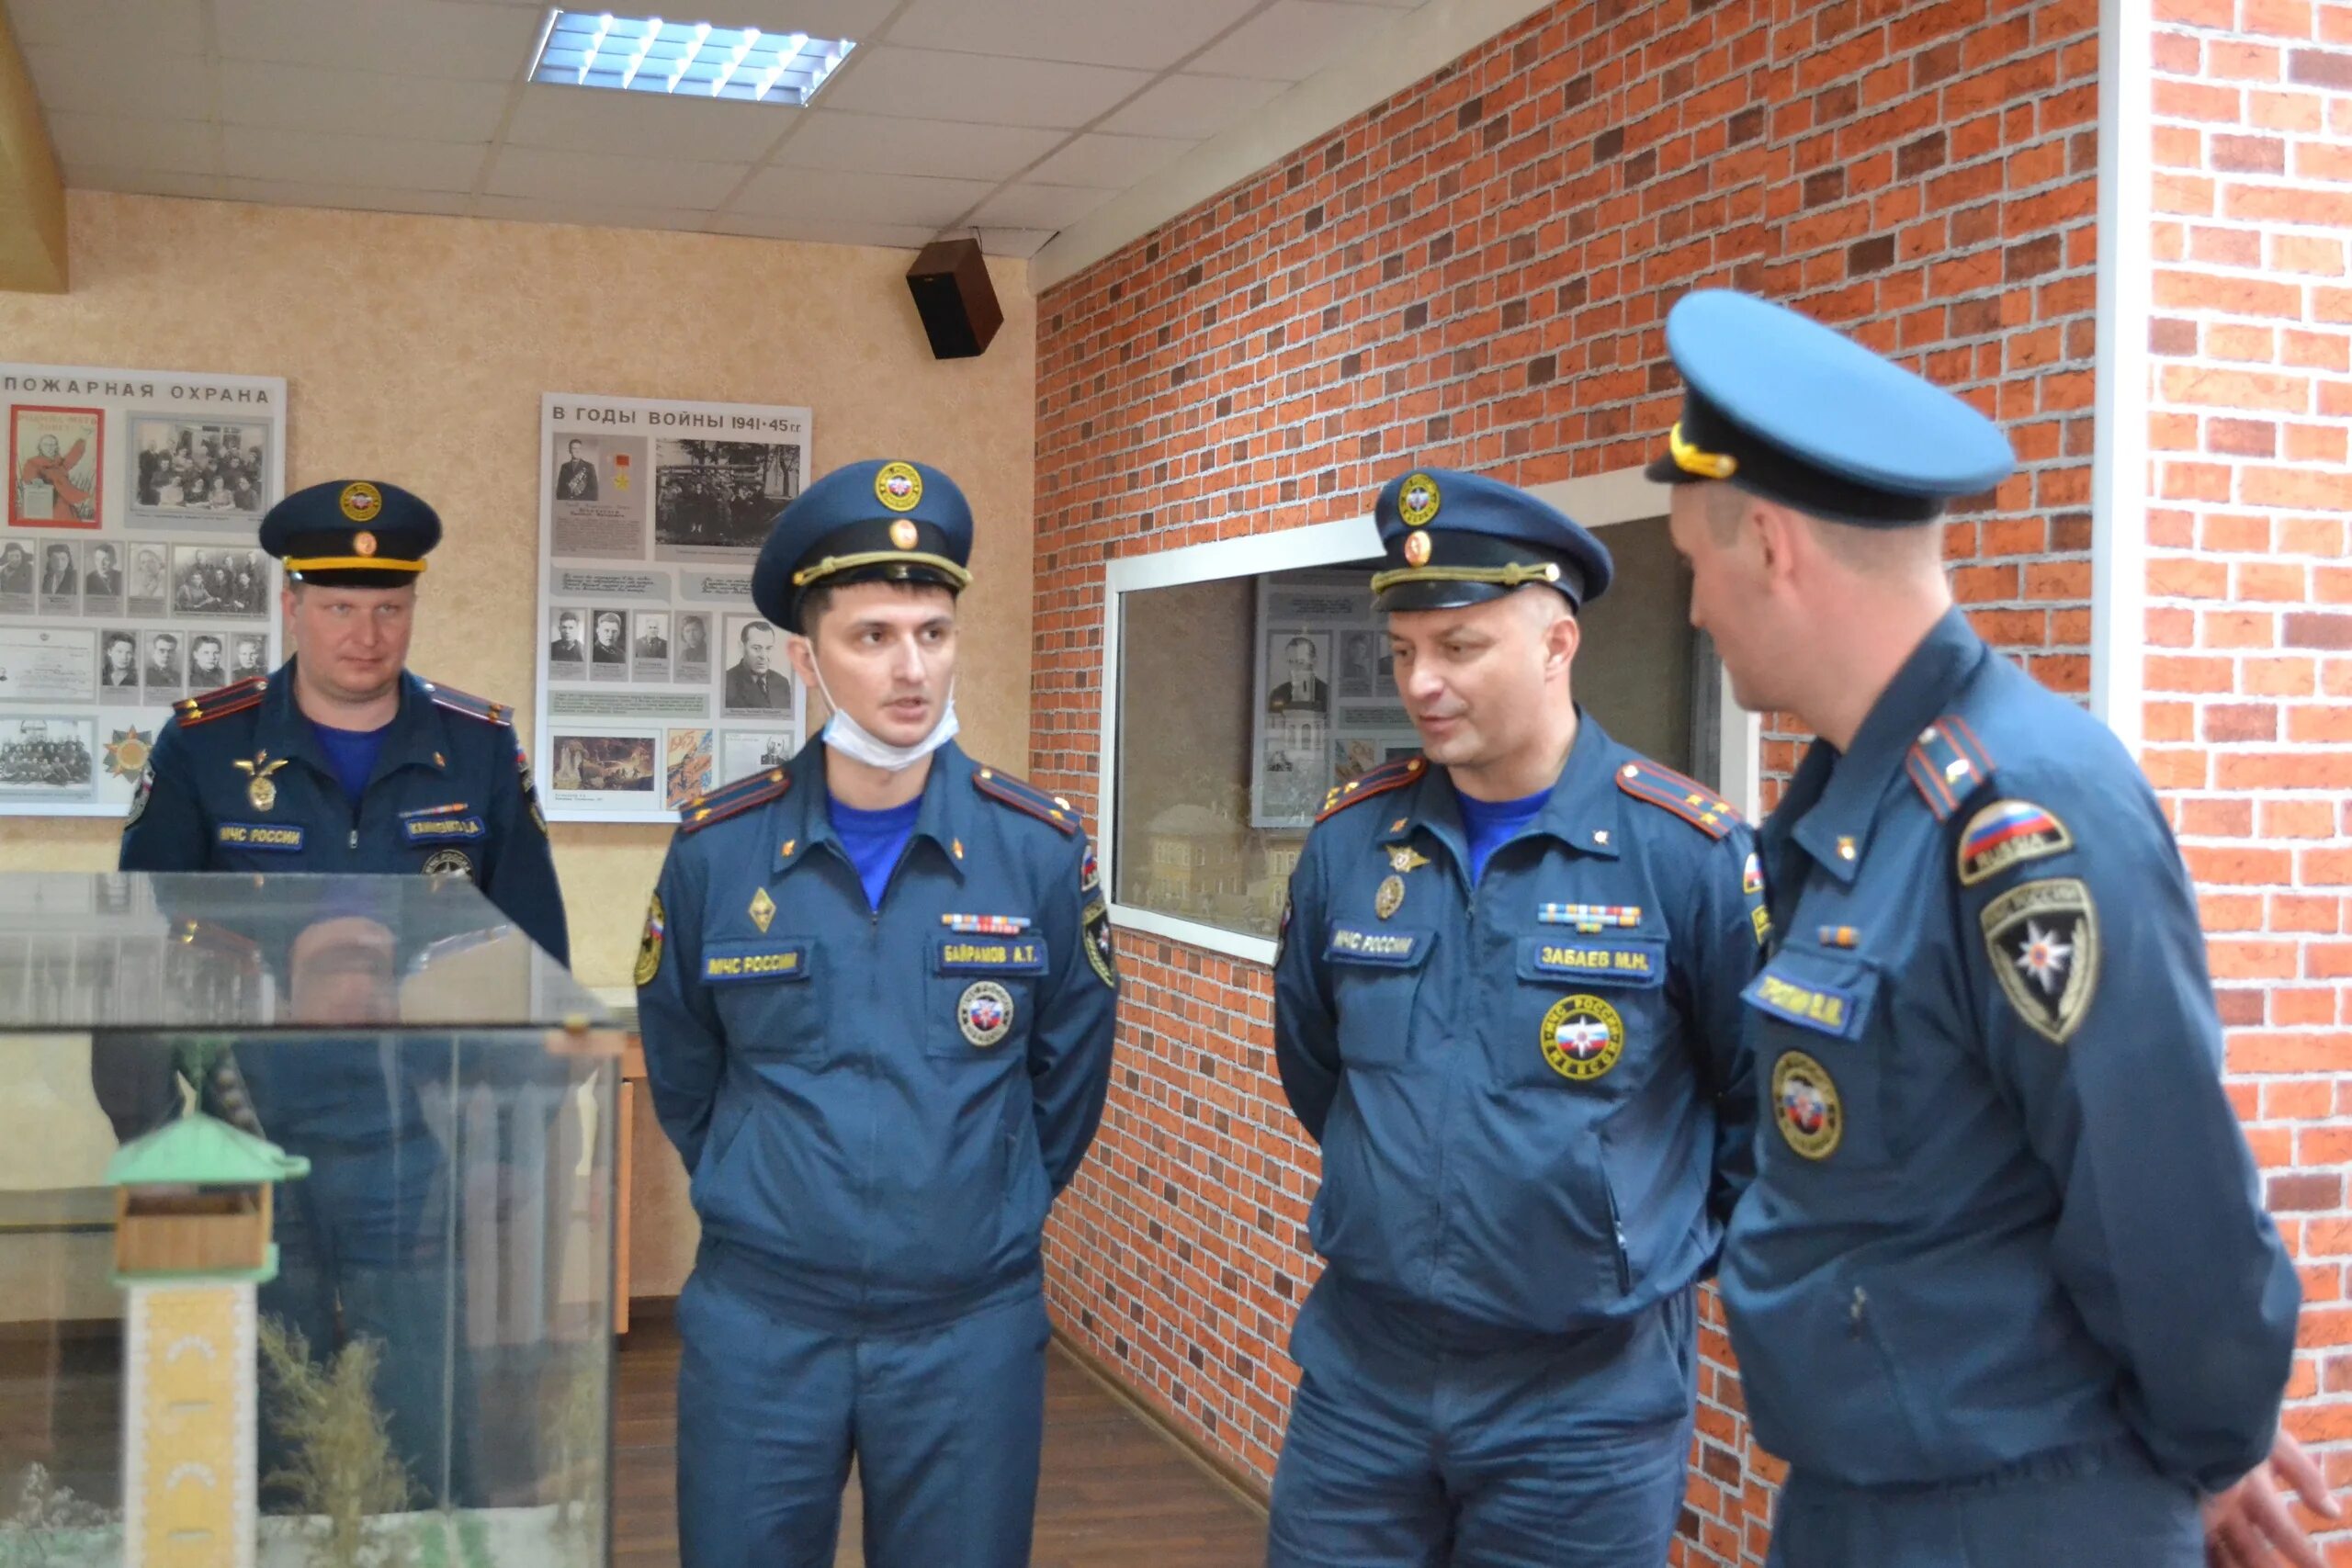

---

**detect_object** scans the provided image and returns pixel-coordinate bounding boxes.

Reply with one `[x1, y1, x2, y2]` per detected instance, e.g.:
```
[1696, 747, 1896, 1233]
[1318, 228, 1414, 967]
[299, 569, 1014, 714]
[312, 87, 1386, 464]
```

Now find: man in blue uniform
[115, 476, 569, 1505]
[1651, 288, 2323, 1565]
[119, 478, 567, 958]
[636, 457, 1119, 1568]
[1268, 467, 1767, 1566]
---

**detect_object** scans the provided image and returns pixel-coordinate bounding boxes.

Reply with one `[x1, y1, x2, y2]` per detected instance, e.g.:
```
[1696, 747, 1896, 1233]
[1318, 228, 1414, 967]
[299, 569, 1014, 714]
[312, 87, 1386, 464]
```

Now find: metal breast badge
[232, 750, 289, 812]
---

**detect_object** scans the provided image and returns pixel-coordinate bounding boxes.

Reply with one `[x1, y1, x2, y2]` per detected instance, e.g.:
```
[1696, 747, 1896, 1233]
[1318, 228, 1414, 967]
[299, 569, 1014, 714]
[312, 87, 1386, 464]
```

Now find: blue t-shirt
[309, 720, 389, 809]
[1457, 787, 1549, 883]
[830, 794, 922, 910]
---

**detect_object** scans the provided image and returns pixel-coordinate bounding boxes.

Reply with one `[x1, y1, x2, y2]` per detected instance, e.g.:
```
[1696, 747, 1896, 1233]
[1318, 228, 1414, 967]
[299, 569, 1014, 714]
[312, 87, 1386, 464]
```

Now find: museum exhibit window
[1099, 470, 1762, 965]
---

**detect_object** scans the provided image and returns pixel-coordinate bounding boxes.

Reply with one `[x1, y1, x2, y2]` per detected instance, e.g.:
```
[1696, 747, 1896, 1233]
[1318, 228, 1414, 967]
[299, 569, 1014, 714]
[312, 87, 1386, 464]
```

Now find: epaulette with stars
[1317, 754, 1426, 823]
[1615, 758, 1741, 840]
[421, 679, 514, 727]
[679, 767, 792, 834]
[1905, 716, 1996, 821]
[174, 675, 268, 728]
[972, 764, 1080, 836]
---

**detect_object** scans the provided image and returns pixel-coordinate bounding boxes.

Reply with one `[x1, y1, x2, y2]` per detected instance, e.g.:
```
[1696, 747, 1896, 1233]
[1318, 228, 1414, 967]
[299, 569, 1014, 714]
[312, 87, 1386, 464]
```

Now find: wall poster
[1249, 570, 1417, 829]
[0, 363, 286, 817]
[534, 393, 810, 822]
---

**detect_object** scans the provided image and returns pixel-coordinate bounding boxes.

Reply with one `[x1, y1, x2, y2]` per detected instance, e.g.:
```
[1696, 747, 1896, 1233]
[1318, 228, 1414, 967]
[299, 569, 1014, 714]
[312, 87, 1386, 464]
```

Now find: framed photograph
[141, 629, 183, 700]
[35, 539, 78, 615]
[169, 545, 268, 616]
[184, 631, 228, 691]
[1264, 631, 1332, 716]
[0, 716, 96, 795]
[548, 607, 589, 671]
[229, 631, 268, 682]
[719, 613, 792, 715]
[719, 728, 796, 785]
[673, 611, 712, 680]
[8, 406, 101, 529]
[129, 415, 268, 522]
[126, 543, 168, 616]
[81, 539, 124, 612]
[654, 439, 797, 556]
[98, 629, 140, 695]
[589, 608, 628, 668]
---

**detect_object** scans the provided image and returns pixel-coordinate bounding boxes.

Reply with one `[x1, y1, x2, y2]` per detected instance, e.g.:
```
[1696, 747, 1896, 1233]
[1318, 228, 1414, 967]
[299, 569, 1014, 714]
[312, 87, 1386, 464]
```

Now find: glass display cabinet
[0, 872, 618, 1568]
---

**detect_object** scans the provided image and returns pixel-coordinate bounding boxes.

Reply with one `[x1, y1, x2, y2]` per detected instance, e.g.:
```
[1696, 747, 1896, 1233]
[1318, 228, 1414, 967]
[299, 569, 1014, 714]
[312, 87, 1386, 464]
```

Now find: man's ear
[1545, 603, 1582, 682]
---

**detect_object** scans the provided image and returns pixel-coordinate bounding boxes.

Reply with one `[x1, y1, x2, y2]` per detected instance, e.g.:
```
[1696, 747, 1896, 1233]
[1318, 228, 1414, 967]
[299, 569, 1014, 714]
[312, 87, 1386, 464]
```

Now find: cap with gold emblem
[1369, 466, 1614, 613]
[752, 458, 975, 633]
[258, 479, 442, 589]
[1645, 289, 2017, 526]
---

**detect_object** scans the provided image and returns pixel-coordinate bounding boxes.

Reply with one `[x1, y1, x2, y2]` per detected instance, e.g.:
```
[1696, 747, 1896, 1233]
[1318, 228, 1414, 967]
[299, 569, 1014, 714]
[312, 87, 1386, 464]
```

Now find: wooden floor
[616, 1314, 1270, 1568]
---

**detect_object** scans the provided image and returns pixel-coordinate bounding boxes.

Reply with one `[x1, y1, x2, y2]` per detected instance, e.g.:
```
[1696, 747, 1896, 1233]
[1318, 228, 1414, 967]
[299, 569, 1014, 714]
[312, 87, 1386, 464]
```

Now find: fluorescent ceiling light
[528, 12, 855, 105]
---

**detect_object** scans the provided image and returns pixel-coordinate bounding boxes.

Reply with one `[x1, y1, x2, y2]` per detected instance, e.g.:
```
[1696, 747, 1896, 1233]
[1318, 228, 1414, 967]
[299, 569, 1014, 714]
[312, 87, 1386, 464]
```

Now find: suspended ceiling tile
[817, 45, 1152, 130]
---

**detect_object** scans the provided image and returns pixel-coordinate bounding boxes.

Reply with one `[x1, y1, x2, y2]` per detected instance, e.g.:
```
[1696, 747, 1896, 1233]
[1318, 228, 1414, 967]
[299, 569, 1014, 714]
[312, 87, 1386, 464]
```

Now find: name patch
[1519, 937, 1665, 988]
[701, 941, 810, 986]
[401, 815, 485, 843]
[932, 936, 1048, 976]
[1743, 970, 1864, 1038]
[1324, 925, 1430, 967]
[216, 822, 304, 852]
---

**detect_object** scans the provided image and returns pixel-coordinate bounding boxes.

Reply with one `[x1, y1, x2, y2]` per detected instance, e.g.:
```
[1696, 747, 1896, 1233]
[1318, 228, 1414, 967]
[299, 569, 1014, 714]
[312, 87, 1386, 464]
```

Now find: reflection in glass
[1112, 532, 1713, 945]
[0, 873, 616, 1566]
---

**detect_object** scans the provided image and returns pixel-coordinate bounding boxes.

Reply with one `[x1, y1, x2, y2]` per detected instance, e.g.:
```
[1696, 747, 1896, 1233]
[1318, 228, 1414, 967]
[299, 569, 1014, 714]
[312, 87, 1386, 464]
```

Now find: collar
[774, 737, 972, 882]
[1374, 708, 1624, 876]
[1773, 606, 1988, 881]
[254, 664, 452, 790]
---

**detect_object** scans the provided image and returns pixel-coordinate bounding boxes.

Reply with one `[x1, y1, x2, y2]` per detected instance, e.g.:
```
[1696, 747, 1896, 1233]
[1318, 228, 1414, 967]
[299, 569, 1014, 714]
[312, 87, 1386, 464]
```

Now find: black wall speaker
[906, 238, 1002, 360]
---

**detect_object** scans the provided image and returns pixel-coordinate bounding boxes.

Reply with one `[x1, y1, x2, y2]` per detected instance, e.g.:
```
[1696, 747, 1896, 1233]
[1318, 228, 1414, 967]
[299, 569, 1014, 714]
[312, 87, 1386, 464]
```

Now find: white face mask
[806, 649, 958, 773]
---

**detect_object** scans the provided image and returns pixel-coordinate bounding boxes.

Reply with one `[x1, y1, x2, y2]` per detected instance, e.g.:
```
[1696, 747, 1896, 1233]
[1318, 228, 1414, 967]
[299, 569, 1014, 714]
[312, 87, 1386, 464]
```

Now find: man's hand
[2206, 1429, 2341, 1568]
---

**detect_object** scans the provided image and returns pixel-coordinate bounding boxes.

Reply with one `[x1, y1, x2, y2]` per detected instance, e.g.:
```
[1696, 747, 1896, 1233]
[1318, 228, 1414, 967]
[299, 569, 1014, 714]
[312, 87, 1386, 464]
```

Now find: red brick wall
[1035, 0, 2099, 1561]
[2147, 0, 2352, 1549]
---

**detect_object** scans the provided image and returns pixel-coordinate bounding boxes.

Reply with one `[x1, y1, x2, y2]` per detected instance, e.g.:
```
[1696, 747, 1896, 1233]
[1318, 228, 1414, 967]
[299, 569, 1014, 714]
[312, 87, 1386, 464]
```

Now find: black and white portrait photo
[230, 632, 269, 682]
[721, 615, 791, 714]
[99, 630, 140, 691]
[141, 630, 183, 698]
[1265, 633, 1331, 716]
[548, 608, 588, 670]
[555, 436, 599, 503]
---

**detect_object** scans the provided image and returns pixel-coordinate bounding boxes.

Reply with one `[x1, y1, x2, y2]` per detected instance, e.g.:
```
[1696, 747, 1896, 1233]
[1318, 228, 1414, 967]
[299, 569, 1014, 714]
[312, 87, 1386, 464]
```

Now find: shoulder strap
[679, 767, 791, 834]
[1904, 716, 1996, 822]
[420, 679, 514, 728]
[1317, 754, 1426, 823]
[175, 675, 268, 728]
[972, 765, 1080, 836]
[1614, 757, 1742, 840]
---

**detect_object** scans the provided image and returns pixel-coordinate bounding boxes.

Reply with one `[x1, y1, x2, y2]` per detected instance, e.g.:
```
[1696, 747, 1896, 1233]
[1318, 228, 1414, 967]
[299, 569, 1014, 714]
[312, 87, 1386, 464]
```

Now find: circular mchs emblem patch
[1772, 1049, 1843, 1160]
[876, 461, 923, 513]
[1541, 994, 1623, 1082]
[339, 481, 382, 524]
[959, 980, 1013, 1048]
[889, 518, 920, 551]
[422, 847, 475, 882]
[1397, 471, 1442, 527]
[1403, 530, 1433, 567]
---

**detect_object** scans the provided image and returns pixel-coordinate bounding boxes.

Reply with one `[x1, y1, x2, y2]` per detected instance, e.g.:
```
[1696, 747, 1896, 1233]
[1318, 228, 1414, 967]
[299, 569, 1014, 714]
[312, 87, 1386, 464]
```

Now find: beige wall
[0, 191, 1038, 990]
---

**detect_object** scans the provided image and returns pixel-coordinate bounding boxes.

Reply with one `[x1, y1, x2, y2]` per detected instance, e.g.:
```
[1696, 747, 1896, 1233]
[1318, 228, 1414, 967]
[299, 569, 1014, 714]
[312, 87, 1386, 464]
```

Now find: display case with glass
[0, 872, 617, 1568]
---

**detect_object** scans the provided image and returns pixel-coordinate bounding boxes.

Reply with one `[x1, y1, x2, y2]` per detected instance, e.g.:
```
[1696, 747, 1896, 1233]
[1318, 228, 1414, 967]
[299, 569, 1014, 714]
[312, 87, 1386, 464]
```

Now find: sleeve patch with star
[1980, 877, 2097, 1044]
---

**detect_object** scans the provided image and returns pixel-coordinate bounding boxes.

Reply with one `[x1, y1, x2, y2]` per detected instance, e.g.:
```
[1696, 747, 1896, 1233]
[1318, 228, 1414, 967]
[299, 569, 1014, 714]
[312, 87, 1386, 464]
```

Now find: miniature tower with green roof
[107, 1111, 309, 1568]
